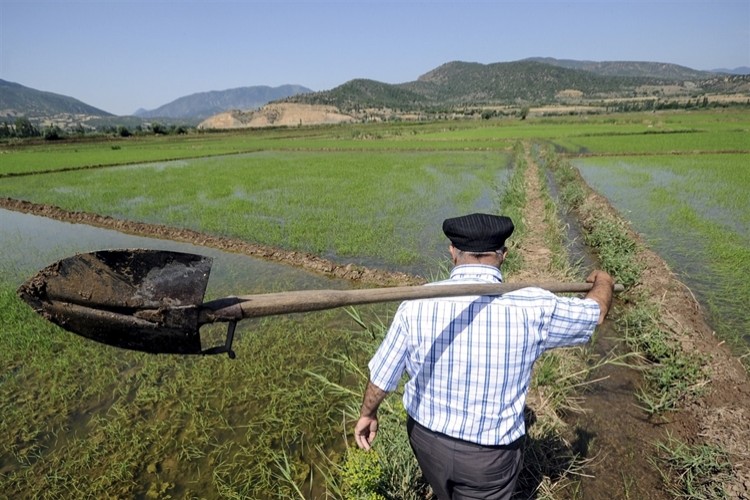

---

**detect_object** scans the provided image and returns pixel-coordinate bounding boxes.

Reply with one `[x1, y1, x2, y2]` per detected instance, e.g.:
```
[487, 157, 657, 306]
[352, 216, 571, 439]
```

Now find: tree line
[0, 117, 192, 140]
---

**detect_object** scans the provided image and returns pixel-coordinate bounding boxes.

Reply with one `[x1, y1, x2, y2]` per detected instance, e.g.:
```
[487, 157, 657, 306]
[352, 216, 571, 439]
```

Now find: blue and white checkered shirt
[368, 264, 600, 445]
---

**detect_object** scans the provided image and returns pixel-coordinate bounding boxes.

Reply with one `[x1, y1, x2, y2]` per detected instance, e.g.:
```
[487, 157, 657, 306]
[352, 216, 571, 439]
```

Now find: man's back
[369, 264, 600, 446]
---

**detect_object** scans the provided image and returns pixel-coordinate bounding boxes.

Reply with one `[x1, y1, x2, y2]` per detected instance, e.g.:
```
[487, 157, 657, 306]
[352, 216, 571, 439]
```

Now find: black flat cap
[443, 213, 514, 252]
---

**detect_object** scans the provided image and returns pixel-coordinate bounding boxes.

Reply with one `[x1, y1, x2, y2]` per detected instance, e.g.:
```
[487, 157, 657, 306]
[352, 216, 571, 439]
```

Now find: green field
[575, 153, 750, 346]
[0, 150, 509, 271]
[2, 109, 749, 497]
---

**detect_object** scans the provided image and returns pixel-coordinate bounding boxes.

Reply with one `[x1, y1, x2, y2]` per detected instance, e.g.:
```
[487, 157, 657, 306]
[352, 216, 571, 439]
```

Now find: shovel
[18, 249, 623, 358]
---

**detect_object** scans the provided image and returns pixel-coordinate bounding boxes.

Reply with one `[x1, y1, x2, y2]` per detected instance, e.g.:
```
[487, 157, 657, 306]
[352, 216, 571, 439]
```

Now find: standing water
[0, 208, 374, 498]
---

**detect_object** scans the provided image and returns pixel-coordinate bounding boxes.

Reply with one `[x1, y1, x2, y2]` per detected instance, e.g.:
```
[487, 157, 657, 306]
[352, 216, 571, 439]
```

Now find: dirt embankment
[578, 187, 750, 498]
[511, 146, 750, 498]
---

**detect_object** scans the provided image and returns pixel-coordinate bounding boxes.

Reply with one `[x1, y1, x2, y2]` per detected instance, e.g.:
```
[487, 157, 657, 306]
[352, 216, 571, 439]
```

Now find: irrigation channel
[2, 146, 750, 498]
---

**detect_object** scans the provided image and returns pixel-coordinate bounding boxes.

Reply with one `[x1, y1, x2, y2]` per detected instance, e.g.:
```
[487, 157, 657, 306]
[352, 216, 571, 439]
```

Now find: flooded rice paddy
[0, 208, 389, 498]
[1, 207, 352, 296]
[575, 155, 750, 346]
[0, 147, 510, 497]
[0, 151, 509, 277]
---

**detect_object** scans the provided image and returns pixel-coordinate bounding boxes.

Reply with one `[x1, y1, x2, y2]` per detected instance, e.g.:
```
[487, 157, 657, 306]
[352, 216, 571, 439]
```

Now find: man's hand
[355, 380, 389, 450]
[354, 415, 379, 450]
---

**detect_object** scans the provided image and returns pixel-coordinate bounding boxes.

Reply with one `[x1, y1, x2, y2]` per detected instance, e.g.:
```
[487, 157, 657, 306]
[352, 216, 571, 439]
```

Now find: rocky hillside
[0, 79, 112, 120]
[288, 59, 750, 112]
[197, 103, 354, 129]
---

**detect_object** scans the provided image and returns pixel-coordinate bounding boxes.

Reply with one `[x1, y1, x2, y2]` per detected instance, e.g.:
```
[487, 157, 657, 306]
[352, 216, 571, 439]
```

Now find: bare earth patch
[197, 103, 355, 130]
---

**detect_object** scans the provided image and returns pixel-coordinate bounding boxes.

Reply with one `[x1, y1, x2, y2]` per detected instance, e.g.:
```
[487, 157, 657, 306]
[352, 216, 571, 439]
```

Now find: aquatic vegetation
[575, 153, 750, 360]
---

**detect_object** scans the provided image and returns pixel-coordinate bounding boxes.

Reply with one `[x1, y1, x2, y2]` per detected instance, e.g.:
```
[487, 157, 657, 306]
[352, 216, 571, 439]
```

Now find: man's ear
[449, 245, 458, 263]
[497, 246, 508, 266]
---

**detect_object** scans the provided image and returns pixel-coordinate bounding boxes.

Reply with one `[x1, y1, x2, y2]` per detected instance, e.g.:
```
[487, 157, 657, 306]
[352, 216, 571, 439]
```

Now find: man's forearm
[585, 270, 615, 324]
[361, 380, 389, 417]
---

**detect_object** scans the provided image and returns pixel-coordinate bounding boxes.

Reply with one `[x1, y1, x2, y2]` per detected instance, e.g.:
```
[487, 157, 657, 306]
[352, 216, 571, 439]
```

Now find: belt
[406, 415, 524, 451]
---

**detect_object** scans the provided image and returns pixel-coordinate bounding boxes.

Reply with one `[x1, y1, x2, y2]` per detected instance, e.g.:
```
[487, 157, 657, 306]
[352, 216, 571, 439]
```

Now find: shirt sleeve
[368, 303, 410, 392]
[545, 297, 600, 349]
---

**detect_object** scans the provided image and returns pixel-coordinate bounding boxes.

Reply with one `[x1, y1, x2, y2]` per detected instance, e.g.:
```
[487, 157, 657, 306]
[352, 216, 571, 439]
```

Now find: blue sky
[2, 0, 748, 116]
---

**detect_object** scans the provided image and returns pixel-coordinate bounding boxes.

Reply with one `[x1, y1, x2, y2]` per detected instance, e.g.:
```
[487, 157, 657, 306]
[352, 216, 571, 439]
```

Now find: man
[354, 213, 614, 499]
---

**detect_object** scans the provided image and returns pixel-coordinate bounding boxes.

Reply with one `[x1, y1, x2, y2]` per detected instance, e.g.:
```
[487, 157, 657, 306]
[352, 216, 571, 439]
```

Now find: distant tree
[43, 125, 63, 140]
[118, 125, 131, 137]
[519, 106, 530, 120]
[0, 121, 12, 139]
[151, 122, 166, 135]
[14, 116, 39, 138]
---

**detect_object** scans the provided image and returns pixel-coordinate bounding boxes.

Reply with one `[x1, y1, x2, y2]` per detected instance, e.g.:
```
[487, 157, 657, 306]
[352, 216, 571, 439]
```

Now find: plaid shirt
[368, 264, 600, 445]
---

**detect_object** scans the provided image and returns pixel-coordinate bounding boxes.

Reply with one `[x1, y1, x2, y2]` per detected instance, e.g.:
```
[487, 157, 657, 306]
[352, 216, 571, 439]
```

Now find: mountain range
[287, 59, 750, 112]
[133, 85, 312, 120]
[2, 58, 748, 128]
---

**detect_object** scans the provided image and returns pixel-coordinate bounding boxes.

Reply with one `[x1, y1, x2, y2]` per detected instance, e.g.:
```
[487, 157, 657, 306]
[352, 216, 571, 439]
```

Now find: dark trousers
[407, 416, 523, 500]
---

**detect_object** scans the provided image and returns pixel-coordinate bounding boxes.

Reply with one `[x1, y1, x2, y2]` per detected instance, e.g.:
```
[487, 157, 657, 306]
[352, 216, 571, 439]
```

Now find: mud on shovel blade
[17, 249, 213, 354]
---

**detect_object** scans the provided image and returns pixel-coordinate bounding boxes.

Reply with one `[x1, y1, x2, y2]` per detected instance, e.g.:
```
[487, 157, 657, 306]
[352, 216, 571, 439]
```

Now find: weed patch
[652, 433, 733, 499]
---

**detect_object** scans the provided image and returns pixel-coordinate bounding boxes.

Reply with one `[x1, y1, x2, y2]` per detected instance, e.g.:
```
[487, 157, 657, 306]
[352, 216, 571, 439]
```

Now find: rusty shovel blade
[17, 249, 213, 354]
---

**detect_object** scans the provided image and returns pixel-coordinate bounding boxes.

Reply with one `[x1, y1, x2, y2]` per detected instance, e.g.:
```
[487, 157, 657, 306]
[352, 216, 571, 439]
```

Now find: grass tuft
[651, 433, 733, 499]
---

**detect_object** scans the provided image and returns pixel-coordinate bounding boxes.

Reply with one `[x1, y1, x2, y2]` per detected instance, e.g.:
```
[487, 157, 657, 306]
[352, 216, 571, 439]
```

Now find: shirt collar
[448, 264, 504, 283]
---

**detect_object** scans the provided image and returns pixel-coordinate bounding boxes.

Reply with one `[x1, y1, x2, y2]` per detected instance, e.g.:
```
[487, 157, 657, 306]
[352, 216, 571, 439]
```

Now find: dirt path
[514, 144, 750, 498]
[510, 147, 667, 497]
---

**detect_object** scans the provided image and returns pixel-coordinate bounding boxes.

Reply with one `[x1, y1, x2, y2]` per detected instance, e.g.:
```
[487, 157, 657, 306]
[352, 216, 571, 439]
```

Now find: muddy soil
[3, 148, 750, 497]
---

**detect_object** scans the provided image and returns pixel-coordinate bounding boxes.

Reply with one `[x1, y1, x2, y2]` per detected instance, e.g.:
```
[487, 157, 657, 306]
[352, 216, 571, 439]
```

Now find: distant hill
[287, 59, 749, 112]
[4, 57, 749, 131]
[288, 60, 668, 110]
[522, 57, 715, 79]
[0, 79, 112, 119]
[404, 60, 651, 103]
[711, 66, 750, 75]
[134, 85, 313, 120]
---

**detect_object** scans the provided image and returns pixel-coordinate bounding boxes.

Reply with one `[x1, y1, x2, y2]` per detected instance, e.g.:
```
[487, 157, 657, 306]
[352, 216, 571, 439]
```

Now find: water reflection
[0, 208, 350, 297]
[574, 160, 750, 346]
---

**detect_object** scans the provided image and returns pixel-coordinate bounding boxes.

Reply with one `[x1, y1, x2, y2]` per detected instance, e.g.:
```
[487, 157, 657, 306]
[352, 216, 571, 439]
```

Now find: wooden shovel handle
[202, 282, 624, 321]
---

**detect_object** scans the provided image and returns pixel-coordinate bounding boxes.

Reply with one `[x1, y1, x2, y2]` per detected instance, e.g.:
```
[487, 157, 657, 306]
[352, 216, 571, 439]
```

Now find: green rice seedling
[0, 120, 517, 176]
[581, 217, 641, 289]
[340, 447, 386, 499]
[575, 153, 750, 367]
[494, 142, 527, 275]
[0, 150, 510, 273]
[552, 109, 750, 155]
[651, 433, 733, 499]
